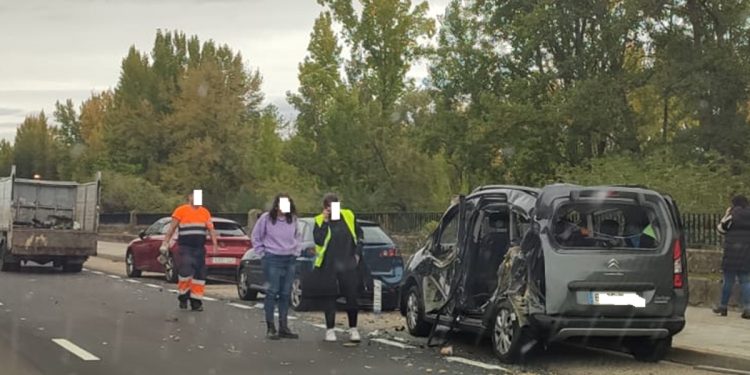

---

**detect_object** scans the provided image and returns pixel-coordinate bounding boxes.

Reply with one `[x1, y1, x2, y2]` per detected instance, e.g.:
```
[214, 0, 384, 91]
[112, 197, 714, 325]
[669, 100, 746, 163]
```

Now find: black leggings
[324, 269, 360, 329]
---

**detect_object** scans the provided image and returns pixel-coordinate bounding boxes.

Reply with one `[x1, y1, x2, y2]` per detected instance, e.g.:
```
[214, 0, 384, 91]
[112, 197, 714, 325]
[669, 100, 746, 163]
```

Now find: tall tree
[13, 112, 64, 179]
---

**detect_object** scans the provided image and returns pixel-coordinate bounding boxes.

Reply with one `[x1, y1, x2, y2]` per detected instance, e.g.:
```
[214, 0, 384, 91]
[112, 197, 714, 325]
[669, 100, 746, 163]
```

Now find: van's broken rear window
[552, 201, 664, 250]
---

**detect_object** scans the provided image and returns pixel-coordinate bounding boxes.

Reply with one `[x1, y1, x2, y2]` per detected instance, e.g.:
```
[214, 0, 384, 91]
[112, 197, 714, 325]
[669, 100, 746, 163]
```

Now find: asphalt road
[0, 266, 518, 375]
[0, 248, 738, 375]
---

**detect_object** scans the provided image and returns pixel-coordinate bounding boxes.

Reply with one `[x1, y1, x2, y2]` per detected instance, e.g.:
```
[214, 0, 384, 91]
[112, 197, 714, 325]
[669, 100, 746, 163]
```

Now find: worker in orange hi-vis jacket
[161, 190, 219, 311]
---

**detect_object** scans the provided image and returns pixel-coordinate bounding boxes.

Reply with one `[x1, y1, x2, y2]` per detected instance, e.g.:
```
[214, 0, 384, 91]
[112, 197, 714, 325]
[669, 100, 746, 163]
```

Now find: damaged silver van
[401, 184, 688, 363]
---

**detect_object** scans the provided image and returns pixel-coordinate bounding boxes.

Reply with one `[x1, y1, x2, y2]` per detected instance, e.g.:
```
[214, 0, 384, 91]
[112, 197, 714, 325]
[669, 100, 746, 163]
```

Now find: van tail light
[673, 239, 684, 289]
[380, 248, 400, 258]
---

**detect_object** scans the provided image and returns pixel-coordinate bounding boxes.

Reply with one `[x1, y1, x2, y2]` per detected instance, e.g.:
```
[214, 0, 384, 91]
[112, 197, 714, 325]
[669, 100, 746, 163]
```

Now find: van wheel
[491, 300, 532, 364]
[126, 251, 141, 278]
[630, 336, 672, 363]
[405, 285, 432, 337]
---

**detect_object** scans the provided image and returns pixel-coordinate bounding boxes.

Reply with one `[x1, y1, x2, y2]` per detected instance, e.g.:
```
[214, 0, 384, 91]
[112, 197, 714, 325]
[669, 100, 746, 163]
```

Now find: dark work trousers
[324, 268, 360, 329]
[177, 245, 207, 302]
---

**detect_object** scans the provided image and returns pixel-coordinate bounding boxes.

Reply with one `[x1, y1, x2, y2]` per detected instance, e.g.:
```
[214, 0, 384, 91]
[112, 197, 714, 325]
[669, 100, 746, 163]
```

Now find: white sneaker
[325, 329, 337, 342]
[349, 328, 361, 343]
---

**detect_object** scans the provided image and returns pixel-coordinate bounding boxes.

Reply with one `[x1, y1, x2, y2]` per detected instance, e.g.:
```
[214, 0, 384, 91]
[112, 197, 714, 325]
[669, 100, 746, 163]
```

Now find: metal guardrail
[99, 211, 724, 246]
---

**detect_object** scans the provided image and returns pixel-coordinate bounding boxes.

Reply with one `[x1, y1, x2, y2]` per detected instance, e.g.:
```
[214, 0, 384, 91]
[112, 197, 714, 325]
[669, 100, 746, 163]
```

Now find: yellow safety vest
[314, 209, 357, 268]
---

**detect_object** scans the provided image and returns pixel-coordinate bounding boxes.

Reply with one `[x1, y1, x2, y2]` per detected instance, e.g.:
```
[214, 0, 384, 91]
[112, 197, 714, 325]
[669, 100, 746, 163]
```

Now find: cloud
[0, 108, 24, 117]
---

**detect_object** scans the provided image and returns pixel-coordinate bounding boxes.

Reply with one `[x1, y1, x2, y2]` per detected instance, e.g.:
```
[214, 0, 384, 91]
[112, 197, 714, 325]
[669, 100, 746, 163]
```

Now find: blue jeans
[262, 253, 297, 326]
[720, 271, 750, 310]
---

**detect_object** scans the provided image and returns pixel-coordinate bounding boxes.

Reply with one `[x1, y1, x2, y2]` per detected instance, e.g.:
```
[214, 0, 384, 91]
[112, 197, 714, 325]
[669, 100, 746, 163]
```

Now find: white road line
[145, 283, 161, 289]
[125, 279, 140, 284]
[695, 366, 750, 375]
[227, 303, 254, 310]
[82, 268, 89, 272]
[203, 297, 218, 302]
[168, 289, 178, 294]
[0, 302, 4, 306]
[52, 339, 100, 361]
[254, 303, 265, 309]
[444, 356, 511, 373]
[108, 275, 121, 279]
[91, 271, 104, 275]
[370, 338, 416, 349]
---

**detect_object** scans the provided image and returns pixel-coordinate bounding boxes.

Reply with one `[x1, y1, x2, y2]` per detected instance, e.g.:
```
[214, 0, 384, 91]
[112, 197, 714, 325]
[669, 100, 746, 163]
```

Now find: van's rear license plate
[588, 292, 646, 308]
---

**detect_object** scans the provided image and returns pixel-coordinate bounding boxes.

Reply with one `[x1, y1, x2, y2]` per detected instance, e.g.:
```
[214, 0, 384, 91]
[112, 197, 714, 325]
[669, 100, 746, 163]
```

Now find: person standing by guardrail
[251, 194, 301, 340]
[161, 190, 219, 312]
[714, 195, 750, 319]
[311, 193, 364, 342]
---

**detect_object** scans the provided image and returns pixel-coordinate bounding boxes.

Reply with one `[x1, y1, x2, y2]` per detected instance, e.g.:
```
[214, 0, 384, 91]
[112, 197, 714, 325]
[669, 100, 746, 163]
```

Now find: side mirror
[139, 231, 146, 240]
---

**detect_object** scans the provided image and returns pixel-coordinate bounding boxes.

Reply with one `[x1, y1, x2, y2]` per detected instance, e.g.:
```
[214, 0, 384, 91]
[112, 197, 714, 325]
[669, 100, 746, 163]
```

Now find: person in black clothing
[312, 193, 364, 342]
[714, 195, 750, 319]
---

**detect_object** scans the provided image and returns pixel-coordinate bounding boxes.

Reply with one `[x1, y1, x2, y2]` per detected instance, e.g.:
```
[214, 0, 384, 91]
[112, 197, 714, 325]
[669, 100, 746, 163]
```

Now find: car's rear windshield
[552, 200, 666, 250]
[362, 225, 393, 245]
[214, 221, 246, 237]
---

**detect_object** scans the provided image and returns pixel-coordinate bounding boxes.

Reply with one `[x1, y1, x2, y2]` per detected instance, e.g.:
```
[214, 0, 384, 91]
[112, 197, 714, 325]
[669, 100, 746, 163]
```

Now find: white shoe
[325, 329, 337, 342]
[349, 328, 361, 343]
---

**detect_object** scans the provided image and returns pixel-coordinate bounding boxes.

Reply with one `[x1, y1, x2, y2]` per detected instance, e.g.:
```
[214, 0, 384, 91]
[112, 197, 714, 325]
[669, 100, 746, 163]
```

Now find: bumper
[530, 314, 686, 342]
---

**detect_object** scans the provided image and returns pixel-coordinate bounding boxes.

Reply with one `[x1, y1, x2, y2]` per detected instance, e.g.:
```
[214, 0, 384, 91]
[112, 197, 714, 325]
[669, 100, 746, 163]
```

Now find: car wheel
[630, 336, 672, 363]
[237, 267, 258, 301]
[126, 251, 142, 278]
[405, 284, 431, 337]
[491, 300, 532, 364]
[164, 255, 178, 283]
[290, 276, 309, 311]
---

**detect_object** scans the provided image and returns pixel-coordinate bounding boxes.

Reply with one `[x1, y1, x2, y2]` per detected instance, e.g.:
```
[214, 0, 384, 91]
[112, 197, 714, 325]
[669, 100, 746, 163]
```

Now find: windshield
[361, 225, 393, 245]
[213, 221, 246, 237]
[552, 201, 664, 250]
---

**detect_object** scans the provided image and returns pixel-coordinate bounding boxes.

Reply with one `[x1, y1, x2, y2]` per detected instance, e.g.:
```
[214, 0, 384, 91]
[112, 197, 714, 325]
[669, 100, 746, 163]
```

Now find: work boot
[712, 305, 728, 317]
[190, 299, 203, 312]
[278, 324, 299, 339]
[742, 310, 750, 320]
[178, 294, 189, 310]
[266, 323, 280, 340]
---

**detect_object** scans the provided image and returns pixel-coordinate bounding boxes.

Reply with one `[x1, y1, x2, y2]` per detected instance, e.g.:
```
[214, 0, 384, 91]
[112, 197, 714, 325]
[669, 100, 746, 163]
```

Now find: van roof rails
[471, 185, 539, 196]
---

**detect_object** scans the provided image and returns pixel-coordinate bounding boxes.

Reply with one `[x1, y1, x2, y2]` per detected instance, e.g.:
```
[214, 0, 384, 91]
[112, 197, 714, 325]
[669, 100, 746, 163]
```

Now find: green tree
[13, 112, 64, 179]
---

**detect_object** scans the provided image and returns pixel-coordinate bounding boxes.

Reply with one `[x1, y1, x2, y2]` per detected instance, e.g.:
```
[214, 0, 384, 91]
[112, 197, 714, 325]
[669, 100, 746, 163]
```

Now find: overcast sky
[0, 0, 451, 142]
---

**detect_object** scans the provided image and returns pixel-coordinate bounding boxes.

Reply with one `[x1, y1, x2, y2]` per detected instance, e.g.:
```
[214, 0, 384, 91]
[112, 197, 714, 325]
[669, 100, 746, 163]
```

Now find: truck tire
[62, 263, 83, 273]
[0, 245, 20, 272]
[164, 255, 178, 283]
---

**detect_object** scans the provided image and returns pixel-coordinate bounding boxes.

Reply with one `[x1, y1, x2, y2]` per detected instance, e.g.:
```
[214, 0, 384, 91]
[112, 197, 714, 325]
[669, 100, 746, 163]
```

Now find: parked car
[400, 184, 688, 363]
[125, 217, 251, 283]
[236, 218, 404, 311]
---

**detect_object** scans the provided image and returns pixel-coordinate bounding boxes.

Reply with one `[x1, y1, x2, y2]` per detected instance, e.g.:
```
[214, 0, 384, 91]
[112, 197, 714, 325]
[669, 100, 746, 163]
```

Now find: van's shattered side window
[552, 202, 663, 249]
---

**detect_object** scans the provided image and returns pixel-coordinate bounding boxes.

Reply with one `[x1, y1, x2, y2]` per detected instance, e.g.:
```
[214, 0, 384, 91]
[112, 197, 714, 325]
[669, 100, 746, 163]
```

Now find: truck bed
[10, 228, 97, 257]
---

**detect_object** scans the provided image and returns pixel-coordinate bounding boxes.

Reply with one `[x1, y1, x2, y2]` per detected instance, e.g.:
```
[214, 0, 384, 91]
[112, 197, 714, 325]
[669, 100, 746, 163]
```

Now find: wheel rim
[165, 257, 174, 281]
[291, 278, 302, 308]
[494, 308, 514, 355]
[238, 271, 249, 297]
[126, 253, 134, 275]
[406, 292, 419, 330]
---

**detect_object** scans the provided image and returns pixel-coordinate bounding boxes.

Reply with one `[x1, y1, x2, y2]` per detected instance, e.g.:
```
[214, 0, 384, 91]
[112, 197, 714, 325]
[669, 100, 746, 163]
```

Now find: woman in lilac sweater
[252, 194, 301, 339]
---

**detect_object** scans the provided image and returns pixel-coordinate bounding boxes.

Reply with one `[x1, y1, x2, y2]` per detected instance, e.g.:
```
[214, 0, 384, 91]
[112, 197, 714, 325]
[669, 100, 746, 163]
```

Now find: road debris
[440, 346, 453, 356]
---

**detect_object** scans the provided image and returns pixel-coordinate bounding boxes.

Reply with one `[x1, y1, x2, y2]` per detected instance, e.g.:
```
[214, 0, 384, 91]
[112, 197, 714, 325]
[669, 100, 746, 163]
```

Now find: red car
[125, 217, 251, 283]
